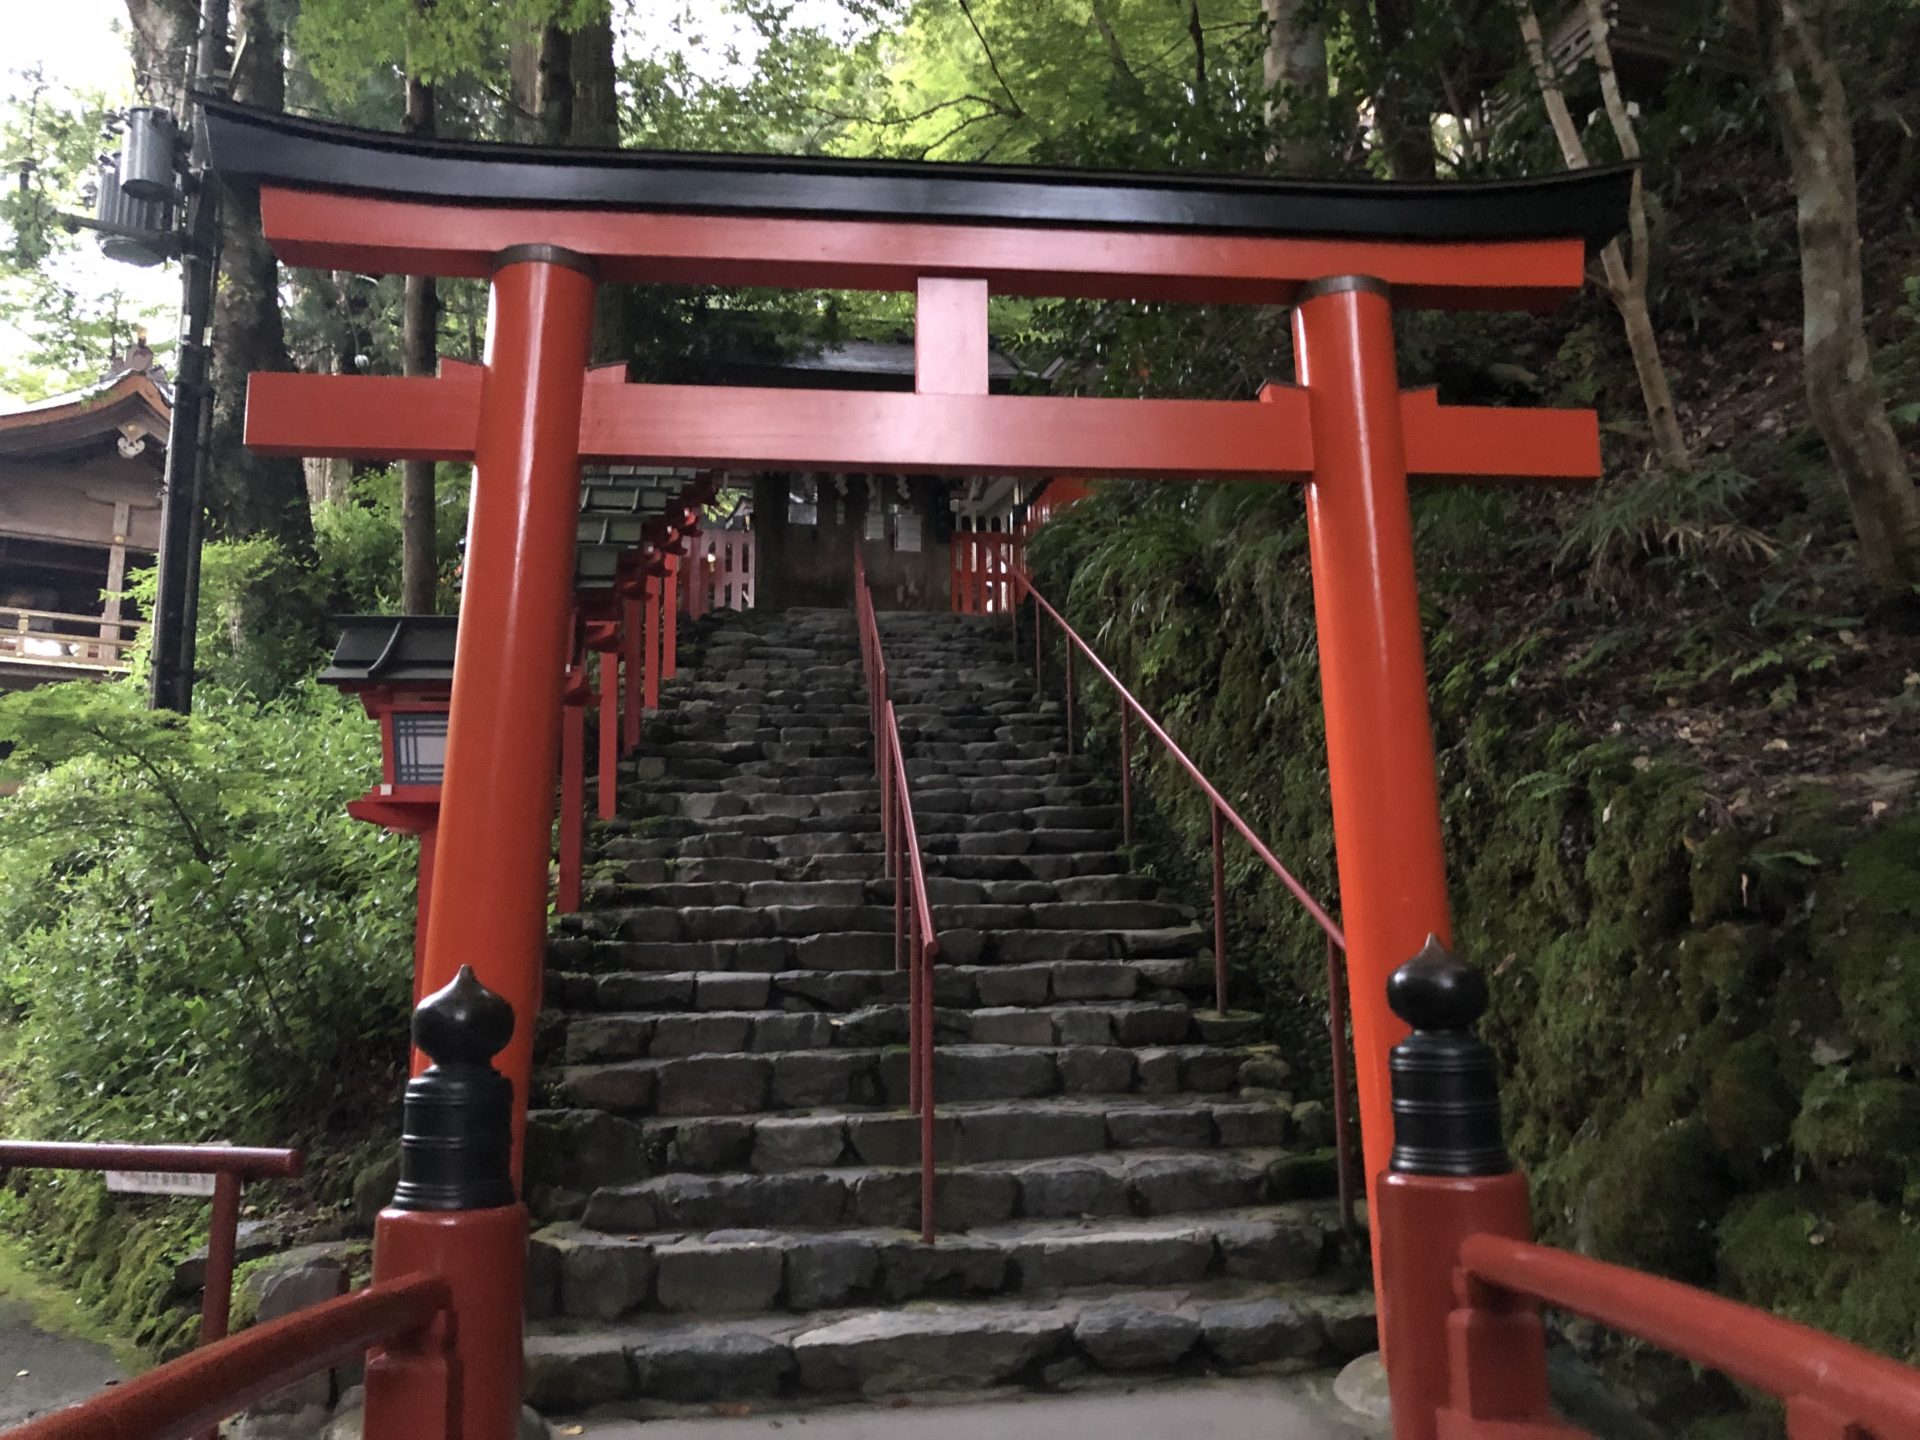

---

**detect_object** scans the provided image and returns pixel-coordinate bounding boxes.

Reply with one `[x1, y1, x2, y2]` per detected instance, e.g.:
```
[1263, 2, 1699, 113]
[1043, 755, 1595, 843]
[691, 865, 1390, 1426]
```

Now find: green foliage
[0, 682, 412, 1144]
[297, 0, 611, 104]
[1027, 486, 1920, 1407]
[1555, 462, 1779, 595]
[312, 465, 471, 615]
[0, 679, 411, 1339]
[0, 69, 173, 397]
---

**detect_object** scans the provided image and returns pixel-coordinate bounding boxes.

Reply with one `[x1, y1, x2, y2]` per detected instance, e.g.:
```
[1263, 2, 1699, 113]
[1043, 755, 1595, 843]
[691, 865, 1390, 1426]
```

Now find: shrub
[0, 680, 413, 1148]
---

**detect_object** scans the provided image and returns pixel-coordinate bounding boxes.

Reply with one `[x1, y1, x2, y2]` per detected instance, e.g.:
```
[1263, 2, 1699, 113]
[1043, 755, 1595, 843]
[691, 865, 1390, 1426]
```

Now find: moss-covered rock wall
[1026, 484, 1920, 1424]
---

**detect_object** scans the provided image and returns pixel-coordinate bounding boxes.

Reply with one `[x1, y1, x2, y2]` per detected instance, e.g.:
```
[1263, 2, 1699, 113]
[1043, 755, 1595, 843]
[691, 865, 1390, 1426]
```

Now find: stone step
[592, 851, 1133, 886]
[546, 924, 1208, 974]
[530, 1203, 1346, 1322]
[555, 1042, 1289, 1117]
[578, 1146, 1295, 1235]
[523, 1278, 1377, 1411]
[907, 757, 1096, 780]
[571, 902, 1194, 948]
[555, 1000, 1264, 1064]
[579, 871, 1159, 913]
[546, 957, 1215, 1016]
[546, 1096, 1295, 1182]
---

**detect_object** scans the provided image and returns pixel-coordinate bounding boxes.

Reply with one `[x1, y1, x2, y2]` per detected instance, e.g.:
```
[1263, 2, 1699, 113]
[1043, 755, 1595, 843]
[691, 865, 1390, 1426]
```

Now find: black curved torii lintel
[200, 98, 1632, 254]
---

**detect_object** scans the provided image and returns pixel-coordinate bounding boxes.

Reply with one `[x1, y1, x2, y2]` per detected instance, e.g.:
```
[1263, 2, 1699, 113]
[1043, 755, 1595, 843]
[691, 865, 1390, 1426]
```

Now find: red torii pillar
[421, 250, 593, 1175]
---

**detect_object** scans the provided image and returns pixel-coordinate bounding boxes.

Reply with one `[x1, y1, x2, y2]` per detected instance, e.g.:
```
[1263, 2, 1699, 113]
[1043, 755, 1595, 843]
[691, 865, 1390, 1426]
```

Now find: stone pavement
[0, 1294, 125, 1428]
[567, 1373, 1390, 1440]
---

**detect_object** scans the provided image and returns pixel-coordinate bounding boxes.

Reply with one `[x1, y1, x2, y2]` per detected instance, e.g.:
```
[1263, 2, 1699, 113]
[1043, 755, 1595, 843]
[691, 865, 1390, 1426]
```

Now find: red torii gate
[208, 101, 1628, 1440]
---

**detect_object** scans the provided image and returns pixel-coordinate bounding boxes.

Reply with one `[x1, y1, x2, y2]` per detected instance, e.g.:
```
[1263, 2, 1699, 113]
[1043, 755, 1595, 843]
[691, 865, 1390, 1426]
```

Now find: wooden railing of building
[0, 607, 146, 671]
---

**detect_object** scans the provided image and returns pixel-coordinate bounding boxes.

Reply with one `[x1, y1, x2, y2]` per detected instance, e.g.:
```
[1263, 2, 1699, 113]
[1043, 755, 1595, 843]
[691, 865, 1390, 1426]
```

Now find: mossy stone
[1807, 815, 1920, 1072]
[1790, 1071, 1920, 1198]
[1578, 1114, 1730, 1284]
[1700, 1032, 1795, 1184]
[1718, 1190, 1920, 1363]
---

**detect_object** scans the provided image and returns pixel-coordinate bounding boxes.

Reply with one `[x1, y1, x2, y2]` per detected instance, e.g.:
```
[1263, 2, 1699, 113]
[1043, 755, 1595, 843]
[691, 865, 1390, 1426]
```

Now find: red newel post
[643, 571, 663, 711]
[1376, 938, 1552, 1440]
[622, 595, 644, 753]
[1289, 275, 1453, 1331]
[366, 966, 528, 1440]
[416, 247, 595, 1176]
[558, 666, 589, 915]
[596, 649, 620, 821]
[662, 552, 679, 681]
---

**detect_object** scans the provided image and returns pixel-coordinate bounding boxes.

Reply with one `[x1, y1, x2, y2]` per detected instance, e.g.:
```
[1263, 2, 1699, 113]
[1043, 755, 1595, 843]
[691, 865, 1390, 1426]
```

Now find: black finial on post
[1386, 935, 1510, 1177]
[392, 965, 517, 1212]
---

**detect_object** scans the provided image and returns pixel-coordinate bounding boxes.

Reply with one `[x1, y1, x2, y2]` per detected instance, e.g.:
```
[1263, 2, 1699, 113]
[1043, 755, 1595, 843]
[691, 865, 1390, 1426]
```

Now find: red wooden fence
[684, 531, 754, 615]
[949, 531, 1017, 615]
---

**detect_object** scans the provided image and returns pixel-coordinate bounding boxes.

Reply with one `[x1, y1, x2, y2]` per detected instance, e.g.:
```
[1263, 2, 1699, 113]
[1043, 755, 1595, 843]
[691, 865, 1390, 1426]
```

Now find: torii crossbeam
[207, 99, 1628, 1440]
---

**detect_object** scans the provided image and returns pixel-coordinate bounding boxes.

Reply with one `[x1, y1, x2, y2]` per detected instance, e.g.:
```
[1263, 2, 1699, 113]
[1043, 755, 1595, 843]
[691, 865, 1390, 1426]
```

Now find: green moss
[1790, 1070, 1920, 1198]
[1579, 1113, 1732, 1283]
[1806, 815, 1920, 1072]
[0, 1233, 146, 1372]
[1718, 1191, 1920, 1363]
[1701, 1033, 1796, 1183]
[1689, 826, 1749, 924]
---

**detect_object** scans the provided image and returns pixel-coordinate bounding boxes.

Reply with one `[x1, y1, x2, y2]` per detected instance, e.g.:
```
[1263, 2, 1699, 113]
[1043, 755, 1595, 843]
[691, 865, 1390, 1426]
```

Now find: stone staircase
[522, 606, 1373, 1422]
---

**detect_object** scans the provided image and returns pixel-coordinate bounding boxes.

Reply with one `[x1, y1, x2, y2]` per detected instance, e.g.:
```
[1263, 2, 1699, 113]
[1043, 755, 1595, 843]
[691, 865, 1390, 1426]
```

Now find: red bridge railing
[1378, 939, 1920, 1440]
[854, 549, 941, 1244]
[5, 1273, 455, 1440]
[1010, 564, 1357, 1231]
[7, 966, 528, 1440]
[0, 1140, 303, 1417]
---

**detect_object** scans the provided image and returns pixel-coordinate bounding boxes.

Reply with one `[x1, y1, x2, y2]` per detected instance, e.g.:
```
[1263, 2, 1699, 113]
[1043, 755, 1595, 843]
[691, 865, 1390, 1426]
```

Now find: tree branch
[1188, 0, 1208, 100]
[1516, 2, 1593, 169]
[1088, 0, 1146, 99]
[956, 0, 1025, 118]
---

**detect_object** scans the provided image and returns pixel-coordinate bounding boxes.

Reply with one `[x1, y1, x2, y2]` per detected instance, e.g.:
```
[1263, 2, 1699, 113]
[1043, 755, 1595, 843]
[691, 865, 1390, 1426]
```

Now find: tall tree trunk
[1262, 0, 1329, 171]
[537, 23, 574, 142]
[123, 0, 197, 107]
[1368, 0, 1435, 178]
[1518, 2, 1691, 471]
[570, 16, 620, 147]
[508, 26, 543, 142]
[1751, 0, 1920, 588]
[401, 49, 441, 614]
[569, 14, 633, 367]
[206, 0, 316, 555]
[508, 11, 629, 366]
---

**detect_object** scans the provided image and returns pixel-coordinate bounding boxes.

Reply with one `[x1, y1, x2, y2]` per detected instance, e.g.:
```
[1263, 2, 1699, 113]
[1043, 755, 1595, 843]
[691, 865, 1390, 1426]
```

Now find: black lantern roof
[575, 466, 703, 593]
[319, 614, 458, 688]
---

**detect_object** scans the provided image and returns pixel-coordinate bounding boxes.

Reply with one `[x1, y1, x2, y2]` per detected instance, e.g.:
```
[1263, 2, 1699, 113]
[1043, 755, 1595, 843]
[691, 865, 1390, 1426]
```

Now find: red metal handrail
[1009, 565, 1357, 1232]
[853, 550, 942, 1244]
[4, 1273, 454, 1440]
[1454, 1235, 1920, 1438]
[0, 1140, 305, 1427]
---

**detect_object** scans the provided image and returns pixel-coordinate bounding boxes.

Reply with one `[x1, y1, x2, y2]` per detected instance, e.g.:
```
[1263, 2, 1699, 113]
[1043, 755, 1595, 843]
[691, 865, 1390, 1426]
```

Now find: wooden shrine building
[0, 361, 164, 687]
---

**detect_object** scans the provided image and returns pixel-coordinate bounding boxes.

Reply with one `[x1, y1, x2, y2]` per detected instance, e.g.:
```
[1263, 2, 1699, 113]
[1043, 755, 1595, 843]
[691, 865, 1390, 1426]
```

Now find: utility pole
[146, 0, 229, 713]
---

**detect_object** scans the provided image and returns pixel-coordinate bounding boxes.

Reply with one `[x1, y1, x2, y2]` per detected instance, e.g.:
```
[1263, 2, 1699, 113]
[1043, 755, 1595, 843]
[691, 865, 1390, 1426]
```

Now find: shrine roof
[0, 370, 171, 467]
